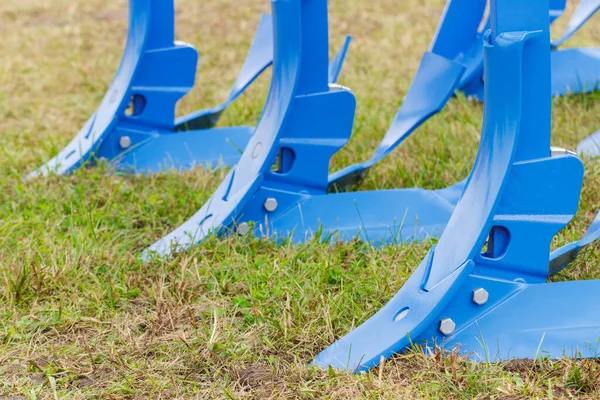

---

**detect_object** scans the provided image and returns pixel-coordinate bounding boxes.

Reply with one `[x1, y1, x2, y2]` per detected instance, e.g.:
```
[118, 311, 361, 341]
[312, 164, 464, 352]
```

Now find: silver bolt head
[472, 288, 489, 306]
[263, 198, 278, 212]
[439, 318, 456, 336]
[550, 146, 576, 157]
[236, 222, 250, 236]
[328, 83, 351, 92]
[119, 136, 132, 149]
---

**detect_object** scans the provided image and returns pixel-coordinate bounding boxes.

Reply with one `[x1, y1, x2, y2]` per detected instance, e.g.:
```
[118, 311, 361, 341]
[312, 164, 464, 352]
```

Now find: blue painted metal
[578, 126, 600, 158]
[551, 48, 600, 97]
[327, 52, 468, 191]
[328, 0, 486, 191]
[144, 0, 473, 259]
[109, 37, 349, 175]
[173, 13, 274, 132]
[452, 0, 600, 100]
[27, 1, 350, 178]
[550, 209, 600, 274]
[329, 0, 600, 192]
[27, 0, 196, 178]
[552, 0, 600, 47]
[547, 0, 600, 97]
[569, 4, 600, 160]
[172, 16, 351, 131]
[314, 0, 600, 372]
[549, 0, 600, 96]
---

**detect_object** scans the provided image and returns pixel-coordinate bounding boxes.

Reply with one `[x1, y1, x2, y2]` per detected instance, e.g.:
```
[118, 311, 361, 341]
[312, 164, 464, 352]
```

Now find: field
[1, 0, 600, 398]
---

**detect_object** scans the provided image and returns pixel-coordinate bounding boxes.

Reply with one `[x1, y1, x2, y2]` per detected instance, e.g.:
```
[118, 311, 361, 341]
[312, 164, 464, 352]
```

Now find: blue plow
[314, 0, 600, 373]
[27, 1, 351, 178]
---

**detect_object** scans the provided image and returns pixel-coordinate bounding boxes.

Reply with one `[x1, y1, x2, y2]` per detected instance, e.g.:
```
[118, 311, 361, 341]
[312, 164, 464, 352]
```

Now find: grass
[1, 0, 600, 398]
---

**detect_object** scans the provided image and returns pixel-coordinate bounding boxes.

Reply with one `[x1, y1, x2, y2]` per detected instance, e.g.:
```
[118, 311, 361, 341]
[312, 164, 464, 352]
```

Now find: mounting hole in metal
[481, 225, 510, 259]
[125, 94, 146, 117]
[393, 307, 410, 322]
[271, 147, 295, 174]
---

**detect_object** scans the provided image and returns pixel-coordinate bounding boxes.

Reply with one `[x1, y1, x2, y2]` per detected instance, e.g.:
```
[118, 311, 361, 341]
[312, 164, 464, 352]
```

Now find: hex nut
[119, 136, 132, 149]
[472, 288, 489, 306]
[264, 198, 278, 212]
[236, 222, 250, 236]
[439, 318, 456, 336]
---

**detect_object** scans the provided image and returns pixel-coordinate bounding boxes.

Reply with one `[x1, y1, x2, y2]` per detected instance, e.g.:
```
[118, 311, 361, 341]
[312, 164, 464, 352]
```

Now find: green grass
[1, 0, 600, 398]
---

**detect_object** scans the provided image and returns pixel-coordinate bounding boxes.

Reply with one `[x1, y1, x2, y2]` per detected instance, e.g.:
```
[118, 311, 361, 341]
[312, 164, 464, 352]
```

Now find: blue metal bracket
[27, 1, 351, 178]
[144, 0, 471, 259]
[541, 2, 600, 198]
[328, 0, 600, 193]
[314, 0, 600, 372]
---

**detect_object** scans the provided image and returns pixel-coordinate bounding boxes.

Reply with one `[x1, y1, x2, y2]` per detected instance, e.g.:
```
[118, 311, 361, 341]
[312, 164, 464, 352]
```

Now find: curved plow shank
[327, 0, 487, 193]
[112, 35, 350, 174]
[144, 0, 468, 259]
[145, 0, 340, 257]
[327, 52, 467, 191]
[456, 0, 600, 101]
[173, 14, 351, 132]
[28, 0, 198, 178]
[104, 36, 350, 174]
[552, 0, 600, 47]
[144, 0, 597, 257]
[328, 0, 600, 193]
[315, 0, 600, 373]
[28, 1, 351, 177]
[174, 13, 275, 132]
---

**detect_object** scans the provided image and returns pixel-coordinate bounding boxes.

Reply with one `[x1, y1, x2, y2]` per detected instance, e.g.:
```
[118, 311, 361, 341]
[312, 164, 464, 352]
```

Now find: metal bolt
[328, 83, 351, 92]
[236, 222, 250, 236]
[263, 198, 278, 212]
[550, 146, 576, 157]
[252, 142, 262, 158]
[439, 318, 456, 336]
[119, 136, 132, 149]
[472, 288, 489, 306]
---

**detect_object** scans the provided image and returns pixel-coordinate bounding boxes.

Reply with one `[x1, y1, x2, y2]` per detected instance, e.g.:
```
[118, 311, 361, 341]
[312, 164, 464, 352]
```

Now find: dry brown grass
[0, 0, 599, 398]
